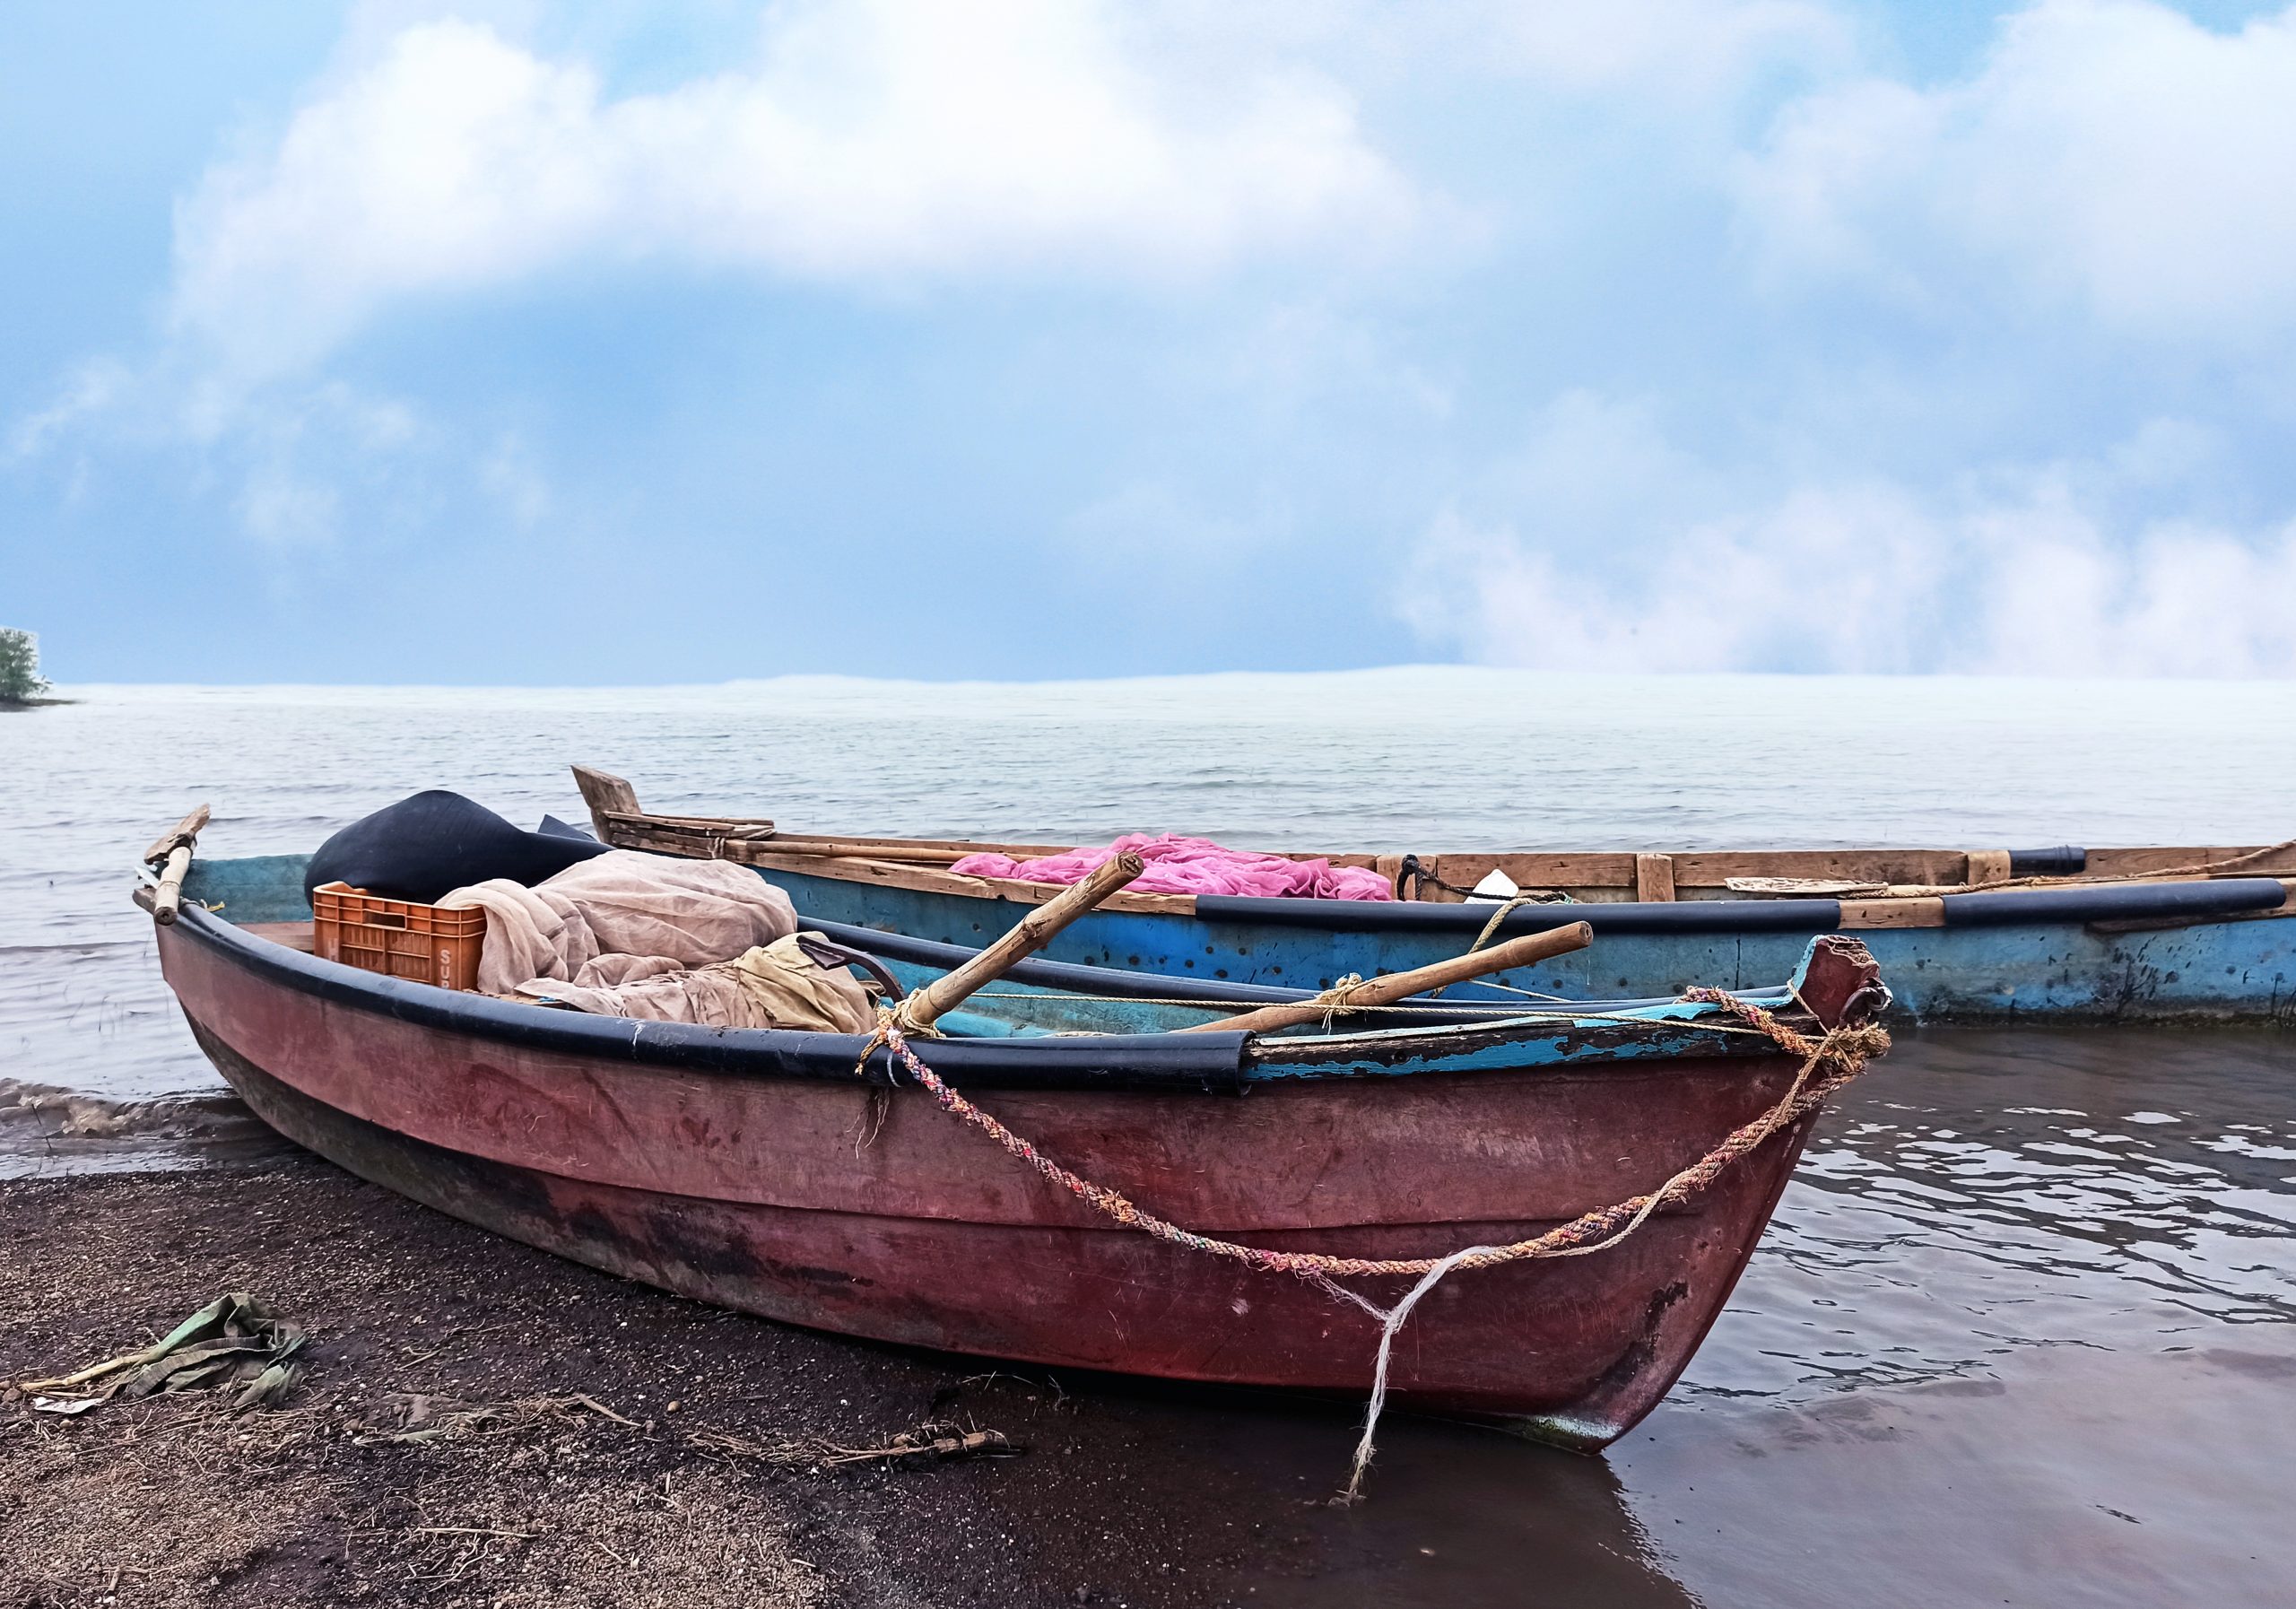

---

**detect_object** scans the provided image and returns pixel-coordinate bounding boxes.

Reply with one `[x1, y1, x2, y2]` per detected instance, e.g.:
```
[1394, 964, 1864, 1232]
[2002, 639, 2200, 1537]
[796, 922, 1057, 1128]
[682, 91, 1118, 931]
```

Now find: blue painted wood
[750, 865, 2296, 1024]
[188, 851, 2292, 1025]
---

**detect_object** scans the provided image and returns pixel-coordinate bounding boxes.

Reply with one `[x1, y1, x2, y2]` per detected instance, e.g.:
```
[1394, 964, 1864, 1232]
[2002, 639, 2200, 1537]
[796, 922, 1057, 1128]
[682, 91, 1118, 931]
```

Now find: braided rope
[1438, 891, 1569, 999]
[852, 989, 1887, 1498]
[857, 994, 1883, 1281]
[1465, 891, 1542, 957]
[1317, 972, 1365, 1031]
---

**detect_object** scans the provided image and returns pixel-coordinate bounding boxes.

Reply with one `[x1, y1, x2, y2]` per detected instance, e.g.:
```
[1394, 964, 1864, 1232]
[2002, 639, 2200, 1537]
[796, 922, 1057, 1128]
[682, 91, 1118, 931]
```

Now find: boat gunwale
[161, 896, 1796, 1096]
[1197, 876, 2293, 934]
[625, 823, 2293, 935]
[595, 788, 2295, 935]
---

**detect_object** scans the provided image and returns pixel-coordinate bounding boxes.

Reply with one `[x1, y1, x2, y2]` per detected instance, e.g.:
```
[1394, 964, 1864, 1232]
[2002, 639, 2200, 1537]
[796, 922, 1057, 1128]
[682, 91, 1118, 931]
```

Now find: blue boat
[576, 768, 2296, 1024]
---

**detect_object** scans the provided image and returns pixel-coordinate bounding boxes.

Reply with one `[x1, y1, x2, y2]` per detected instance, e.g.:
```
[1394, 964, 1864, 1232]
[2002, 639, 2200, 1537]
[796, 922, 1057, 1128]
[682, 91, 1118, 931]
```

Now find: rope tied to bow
[848, 988, 1887, 1497]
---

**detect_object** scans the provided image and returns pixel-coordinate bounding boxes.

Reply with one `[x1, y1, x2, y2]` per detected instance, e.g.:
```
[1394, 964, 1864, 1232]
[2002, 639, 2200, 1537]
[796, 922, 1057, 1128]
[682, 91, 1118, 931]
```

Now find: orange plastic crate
[311, 882, 487, 992]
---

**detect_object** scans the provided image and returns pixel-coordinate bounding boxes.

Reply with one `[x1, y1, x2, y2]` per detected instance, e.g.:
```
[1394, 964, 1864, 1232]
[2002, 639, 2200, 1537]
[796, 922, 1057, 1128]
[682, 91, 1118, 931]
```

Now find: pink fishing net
[950, 833, 1394, 900]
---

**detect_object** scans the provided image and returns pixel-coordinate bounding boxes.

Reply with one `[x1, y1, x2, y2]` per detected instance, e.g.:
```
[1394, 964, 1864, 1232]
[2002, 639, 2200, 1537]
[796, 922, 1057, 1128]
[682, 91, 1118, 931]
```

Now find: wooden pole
[144, 804, 210, 927]
[896, 852, 1144, 1032]
[1179, 921, 1595, 1036]
[152, 844, 195, 926]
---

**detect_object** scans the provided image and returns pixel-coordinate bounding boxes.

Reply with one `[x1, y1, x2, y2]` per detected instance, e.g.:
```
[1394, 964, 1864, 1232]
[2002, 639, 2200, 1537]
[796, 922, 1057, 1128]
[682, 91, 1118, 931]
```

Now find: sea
[5, 671, 2294, 1606]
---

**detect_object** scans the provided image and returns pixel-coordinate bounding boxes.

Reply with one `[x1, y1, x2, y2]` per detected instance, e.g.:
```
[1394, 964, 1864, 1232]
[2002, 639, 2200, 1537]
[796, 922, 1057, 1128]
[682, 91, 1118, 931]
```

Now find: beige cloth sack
[512, 933, 877, 1032]
[438, 849, 798, 996]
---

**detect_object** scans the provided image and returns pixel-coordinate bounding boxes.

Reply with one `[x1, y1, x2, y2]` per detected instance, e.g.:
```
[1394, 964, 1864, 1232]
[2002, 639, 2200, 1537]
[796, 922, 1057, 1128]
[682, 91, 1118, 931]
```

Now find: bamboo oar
[1179, 921, 1595, 1036]
[146, 804, 210, 927]
[896, 852, 1145, 1032]
[153, 847, 195, 926]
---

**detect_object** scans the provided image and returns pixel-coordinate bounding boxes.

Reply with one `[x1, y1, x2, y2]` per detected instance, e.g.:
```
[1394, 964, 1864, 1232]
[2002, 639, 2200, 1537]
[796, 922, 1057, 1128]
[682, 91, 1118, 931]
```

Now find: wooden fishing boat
[140, 820, 1889, 1452]
[574, 770, 2296, 1024]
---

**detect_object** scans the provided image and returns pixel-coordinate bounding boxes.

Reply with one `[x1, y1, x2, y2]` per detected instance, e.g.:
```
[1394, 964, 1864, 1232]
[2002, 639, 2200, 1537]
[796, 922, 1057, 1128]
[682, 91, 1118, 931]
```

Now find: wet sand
[5, 1161, 1391, 1609]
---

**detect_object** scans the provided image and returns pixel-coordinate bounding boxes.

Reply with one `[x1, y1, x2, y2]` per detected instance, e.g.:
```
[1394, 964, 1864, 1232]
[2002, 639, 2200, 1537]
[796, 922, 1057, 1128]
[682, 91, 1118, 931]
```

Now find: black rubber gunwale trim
[172, 902, 1253, 1094]
[1194, 895, 1845, 935]
[1211, 878, 2289, 934]
[1941, 876, 2289, 927]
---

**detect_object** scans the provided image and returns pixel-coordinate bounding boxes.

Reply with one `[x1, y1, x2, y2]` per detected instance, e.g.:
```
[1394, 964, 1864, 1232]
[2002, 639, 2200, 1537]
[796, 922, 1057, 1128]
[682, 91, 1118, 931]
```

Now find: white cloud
[1400, 397, 2296, 677]
[1405, 490, 2296, 677]
[170, 1, 1417, 379]
[224, 382, 434, 547]
[1153, 0, 1848, 102]
[7, 360, 132, 461]
[1736, 1, 2296, 335]
[1468, 0, 1849, 98]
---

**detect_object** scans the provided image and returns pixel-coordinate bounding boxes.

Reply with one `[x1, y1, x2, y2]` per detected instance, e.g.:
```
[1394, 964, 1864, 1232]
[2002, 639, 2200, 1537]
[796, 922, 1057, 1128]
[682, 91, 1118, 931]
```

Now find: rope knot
[1317, 973, 1365, 1030]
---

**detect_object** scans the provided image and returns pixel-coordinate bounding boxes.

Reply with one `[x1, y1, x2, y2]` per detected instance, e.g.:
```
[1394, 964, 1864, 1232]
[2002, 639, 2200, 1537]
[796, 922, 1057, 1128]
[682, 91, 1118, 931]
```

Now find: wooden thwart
[1182, 921, 1596, 1036]
[1634, 854, 1676, 903]
[1964, 849, 2013, 888]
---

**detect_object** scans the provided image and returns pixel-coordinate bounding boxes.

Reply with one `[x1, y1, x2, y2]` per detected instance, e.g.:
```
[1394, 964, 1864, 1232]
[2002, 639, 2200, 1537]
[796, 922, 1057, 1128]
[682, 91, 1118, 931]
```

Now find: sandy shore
[3, 1159, 1400, 1609]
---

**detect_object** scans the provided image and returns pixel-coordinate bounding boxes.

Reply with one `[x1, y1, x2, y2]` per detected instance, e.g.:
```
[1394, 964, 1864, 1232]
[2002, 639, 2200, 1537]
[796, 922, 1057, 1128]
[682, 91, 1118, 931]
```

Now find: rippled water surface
[5, 674, 2294, 1605]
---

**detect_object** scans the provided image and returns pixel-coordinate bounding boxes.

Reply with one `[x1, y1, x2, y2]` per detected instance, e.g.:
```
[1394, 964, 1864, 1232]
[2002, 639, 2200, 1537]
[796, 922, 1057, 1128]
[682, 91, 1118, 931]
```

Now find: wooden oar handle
[1181, 920, 1594, 1036]
[146, 804, 211, 927]
[899, 852, 1145, 1031]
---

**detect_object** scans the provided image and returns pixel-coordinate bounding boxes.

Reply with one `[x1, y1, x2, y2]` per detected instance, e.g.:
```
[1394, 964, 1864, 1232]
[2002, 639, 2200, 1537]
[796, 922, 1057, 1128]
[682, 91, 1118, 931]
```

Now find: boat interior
[169, 853, 1810, 1047]
[575, 774, 2296, 917]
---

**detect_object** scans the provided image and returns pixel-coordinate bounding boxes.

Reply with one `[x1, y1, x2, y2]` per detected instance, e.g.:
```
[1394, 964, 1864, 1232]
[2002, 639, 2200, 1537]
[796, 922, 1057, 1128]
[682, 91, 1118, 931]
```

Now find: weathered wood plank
[1964, 849, 2013, 887]
[2083, 846, 2296, 876]
[1671, 850, 1972, 888]
[1635, 854, 1677, 903]
[570, 766, 642, 842]
[1421, 855, 1638, 893]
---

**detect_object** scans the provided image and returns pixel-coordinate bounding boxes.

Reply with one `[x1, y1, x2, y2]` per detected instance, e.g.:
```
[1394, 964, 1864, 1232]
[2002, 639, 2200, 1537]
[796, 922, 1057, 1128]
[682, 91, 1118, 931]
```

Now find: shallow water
[4, 674, 2294, 1604]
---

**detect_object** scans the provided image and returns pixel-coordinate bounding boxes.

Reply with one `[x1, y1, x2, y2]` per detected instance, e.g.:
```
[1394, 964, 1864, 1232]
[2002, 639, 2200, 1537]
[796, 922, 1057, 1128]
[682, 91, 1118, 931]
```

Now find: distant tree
[0, 628, 50, 703]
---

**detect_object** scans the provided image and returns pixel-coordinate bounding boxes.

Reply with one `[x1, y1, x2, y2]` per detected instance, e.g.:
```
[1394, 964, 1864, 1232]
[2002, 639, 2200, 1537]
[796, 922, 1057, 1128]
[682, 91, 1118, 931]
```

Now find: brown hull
[161, 916, 1820, 1447]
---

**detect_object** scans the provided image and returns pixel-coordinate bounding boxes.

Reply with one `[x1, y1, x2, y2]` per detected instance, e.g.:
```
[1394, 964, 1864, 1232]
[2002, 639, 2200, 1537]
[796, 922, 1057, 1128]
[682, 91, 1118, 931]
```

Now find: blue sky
[6, 1, 2295, 682]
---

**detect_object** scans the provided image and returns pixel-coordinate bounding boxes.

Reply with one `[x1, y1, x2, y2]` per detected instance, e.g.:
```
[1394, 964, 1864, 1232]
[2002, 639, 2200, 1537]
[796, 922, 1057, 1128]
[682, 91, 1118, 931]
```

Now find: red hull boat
[150, 844, 1885, 1451]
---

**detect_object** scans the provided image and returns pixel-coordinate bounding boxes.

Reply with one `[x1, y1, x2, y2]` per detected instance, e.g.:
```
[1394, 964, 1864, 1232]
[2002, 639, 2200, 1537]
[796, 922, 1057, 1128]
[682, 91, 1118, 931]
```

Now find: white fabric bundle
[438, 849, 798, 996]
